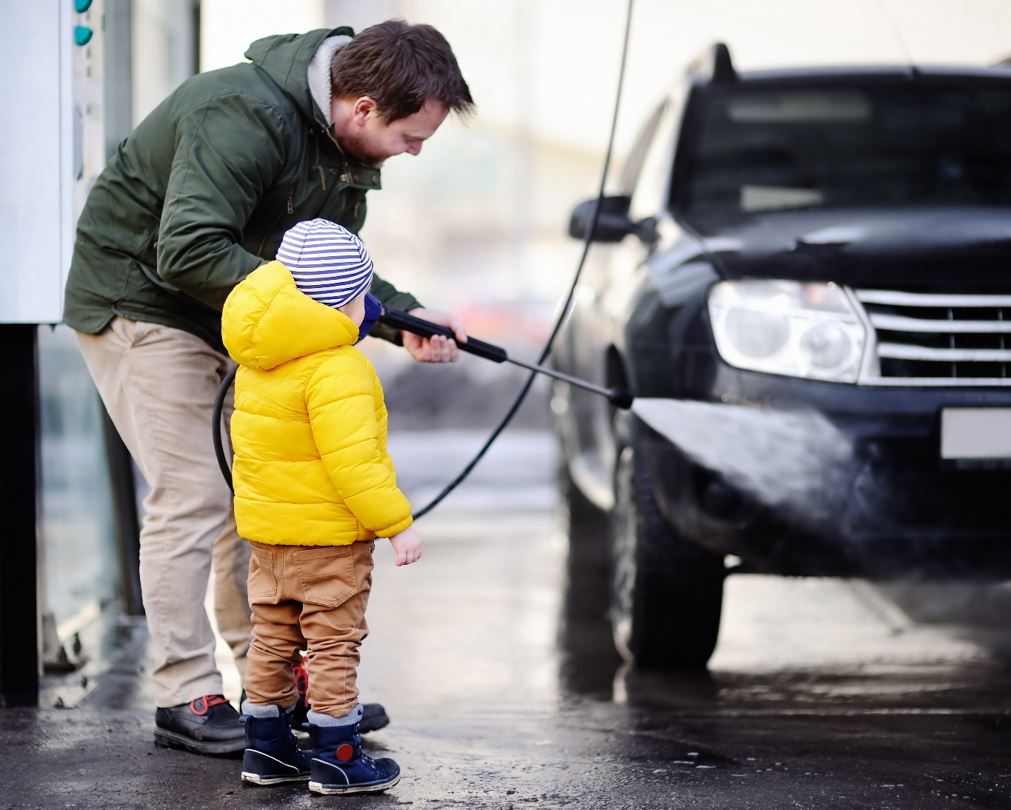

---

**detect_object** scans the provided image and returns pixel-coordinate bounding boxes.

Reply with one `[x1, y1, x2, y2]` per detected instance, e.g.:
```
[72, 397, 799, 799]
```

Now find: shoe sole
[154, 728, 245, 756]
[241, 748, 310, 785]
[241, 771, 310, 786]
[308, 774, 400, 795]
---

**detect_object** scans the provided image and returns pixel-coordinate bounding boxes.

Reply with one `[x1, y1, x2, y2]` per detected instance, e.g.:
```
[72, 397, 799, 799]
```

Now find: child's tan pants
[244, 539, 374, 718]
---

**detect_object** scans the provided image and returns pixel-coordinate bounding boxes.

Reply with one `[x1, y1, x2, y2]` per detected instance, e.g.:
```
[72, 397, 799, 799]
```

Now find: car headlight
[707, 280, 867, 382]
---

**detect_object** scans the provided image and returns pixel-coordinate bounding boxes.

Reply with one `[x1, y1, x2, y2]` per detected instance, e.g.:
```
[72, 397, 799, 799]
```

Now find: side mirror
[568, 195, 635, 243]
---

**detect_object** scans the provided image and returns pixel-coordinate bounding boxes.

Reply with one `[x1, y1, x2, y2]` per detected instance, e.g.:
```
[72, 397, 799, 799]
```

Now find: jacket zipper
[314, 130, 327, 191]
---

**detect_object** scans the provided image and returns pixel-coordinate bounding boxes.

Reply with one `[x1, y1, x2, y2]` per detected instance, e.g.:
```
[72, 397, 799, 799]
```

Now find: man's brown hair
[331, 20, 474, 121]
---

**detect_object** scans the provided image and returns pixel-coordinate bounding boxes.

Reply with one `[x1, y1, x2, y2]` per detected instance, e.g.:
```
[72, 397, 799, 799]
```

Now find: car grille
[853, 289, 1011, 386]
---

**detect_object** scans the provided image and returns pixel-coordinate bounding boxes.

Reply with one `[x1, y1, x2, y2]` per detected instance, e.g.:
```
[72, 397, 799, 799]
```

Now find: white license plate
[940, 408, 1011, 460]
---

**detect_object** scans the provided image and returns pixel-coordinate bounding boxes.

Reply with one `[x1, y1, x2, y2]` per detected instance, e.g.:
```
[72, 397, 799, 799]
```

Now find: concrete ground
[4, 430, 1011, 809]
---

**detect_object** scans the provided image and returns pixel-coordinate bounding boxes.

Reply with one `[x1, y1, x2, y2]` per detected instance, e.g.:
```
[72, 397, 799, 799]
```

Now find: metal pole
[502, 356, 622, 402]
[0, 325, 41, 706]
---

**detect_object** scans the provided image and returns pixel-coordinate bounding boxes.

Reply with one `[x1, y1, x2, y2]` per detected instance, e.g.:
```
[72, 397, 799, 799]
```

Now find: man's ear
[350, 96, 378, 126]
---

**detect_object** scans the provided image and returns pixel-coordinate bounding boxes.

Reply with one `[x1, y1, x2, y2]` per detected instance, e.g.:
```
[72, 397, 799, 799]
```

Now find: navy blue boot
[240, 705, 311, 786]
[307, 721, 400, 795]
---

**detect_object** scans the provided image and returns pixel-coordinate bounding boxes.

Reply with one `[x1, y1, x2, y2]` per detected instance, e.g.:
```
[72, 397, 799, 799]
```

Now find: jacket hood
[222, 261, 360, 370]
[245, 27, 353, 129]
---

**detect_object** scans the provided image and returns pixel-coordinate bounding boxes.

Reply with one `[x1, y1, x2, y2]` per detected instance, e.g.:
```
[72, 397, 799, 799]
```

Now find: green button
[75, 0, 93, 12]
[74, 25, 93, 46]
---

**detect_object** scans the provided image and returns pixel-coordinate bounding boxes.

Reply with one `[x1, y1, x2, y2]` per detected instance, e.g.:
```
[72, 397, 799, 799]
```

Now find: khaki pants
[76, 317, 251, 707]
[245, 540, 373, 718]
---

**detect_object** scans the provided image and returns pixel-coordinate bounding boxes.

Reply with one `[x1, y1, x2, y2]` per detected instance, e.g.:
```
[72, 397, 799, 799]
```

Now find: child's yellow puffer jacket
[221, 261, 412, 546]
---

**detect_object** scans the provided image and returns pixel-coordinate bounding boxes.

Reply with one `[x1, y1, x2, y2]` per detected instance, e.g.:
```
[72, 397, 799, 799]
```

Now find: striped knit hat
[276, 219, 374, 309]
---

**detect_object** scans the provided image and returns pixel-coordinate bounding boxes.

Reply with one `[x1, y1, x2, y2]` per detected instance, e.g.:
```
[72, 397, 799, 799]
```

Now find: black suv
[553, 44, 1011, 670]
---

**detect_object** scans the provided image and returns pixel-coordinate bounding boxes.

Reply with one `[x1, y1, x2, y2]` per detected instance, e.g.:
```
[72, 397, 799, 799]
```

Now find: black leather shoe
[359, 702, 390, 734]
[154, 694, 246, 755]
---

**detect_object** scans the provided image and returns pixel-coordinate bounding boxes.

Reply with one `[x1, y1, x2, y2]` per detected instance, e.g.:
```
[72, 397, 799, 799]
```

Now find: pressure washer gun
[378, 305, 633, 410]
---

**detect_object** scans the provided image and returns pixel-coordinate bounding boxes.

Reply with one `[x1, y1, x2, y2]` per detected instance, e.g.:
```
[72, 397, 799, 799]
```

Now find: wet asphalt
[4, 430, 1011, 809]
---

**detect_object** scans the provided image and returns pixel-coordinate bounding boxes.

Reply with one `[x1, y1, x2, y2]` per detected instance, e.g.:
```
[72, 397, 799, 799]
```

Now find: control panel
[0, 0, 105, 323]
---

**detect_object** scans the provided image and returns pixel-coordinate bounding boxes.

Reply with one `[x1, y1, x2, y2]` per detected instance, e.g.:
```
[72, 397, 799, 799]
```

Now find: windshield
[683, 77, 1011, 220]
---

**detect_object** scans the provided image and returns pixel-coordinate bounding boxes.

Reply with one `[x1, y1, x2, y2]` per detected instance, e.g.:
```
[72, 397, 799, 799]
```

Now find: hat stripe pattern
[277, 219, 374, 309]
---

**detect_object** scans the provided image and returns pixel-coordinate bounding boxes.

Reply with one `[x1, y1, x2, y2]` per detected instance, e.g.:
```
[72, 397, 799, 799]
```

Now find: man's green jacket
[64, 27, 420, 352]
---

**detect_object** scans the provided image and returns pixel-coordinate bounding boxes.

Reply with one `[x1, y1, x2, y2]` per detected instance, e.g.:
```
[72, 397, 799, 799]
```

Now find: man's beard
[336, 130, 385, 167]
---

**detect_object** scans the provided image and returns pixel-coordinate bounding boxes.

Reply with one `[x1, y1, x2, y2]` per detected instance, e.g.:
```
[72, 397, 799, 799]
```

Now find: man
[64, 19, 473, 756]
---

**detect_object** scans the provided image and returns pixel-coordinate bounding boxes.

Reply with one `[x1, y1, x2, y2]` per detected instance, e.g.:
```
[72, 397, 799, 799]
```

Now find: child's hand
[389, 526, 422, 566]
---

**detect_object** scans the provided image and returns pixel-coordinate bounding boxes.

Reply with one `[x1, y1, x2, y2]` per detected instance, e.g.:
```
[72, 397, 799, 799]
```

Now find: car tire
[610, 437, 725, 670]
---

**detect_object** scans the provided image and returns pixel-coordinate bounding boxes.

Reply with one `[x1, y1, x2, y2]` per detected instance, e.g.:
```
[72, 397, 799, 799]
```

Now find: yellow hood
[222, 261, 359, 370]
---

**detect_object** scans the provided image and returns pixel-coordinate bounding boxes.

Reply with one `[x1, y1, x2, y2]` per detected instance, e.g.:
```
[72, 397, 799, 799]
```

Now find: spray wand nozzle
[379, 306, 633, 410]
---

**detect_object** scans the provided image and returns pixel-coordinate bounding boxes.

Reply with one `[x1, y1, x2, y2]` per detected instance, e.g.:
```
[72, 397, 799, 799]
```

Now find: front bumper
[636, 377, 1011, 578]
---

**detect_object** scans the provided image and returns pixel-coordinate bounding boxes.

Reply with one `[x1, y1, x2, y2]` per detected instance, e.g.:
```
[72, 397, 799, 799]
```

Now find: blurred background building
[4, 0, 1010, 704]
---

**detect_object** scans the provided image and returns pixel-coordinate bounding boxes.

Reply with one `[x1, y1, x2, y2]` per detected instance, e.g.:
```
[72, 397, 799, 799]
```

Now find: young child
[221, 218, 422, 795]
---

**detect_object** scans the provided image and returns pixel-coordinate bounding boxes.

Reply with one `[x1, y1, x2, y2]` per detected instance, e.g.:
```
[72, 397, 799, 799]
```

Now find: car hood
[691, 207, 1011, 290]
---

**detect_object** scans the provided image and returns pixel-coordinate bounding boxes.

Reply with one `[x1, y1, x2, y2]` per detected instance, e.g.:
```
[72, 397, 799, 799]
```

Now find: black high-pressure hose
[212, 363, 237, 490]
[213, 0, 636, 515]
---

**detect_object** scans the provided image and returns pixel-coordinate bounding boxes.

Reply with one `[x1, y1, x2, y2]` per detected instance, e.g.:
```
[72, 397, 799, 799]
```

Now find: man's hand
[402, 308, 468, 363]
[389, 526, 423, 566]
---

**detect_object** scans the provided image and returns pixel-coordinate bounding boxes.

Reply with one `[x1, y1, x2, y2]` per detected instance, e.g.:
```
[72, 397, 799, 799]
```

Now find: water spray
[381, 308, 858, 532]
